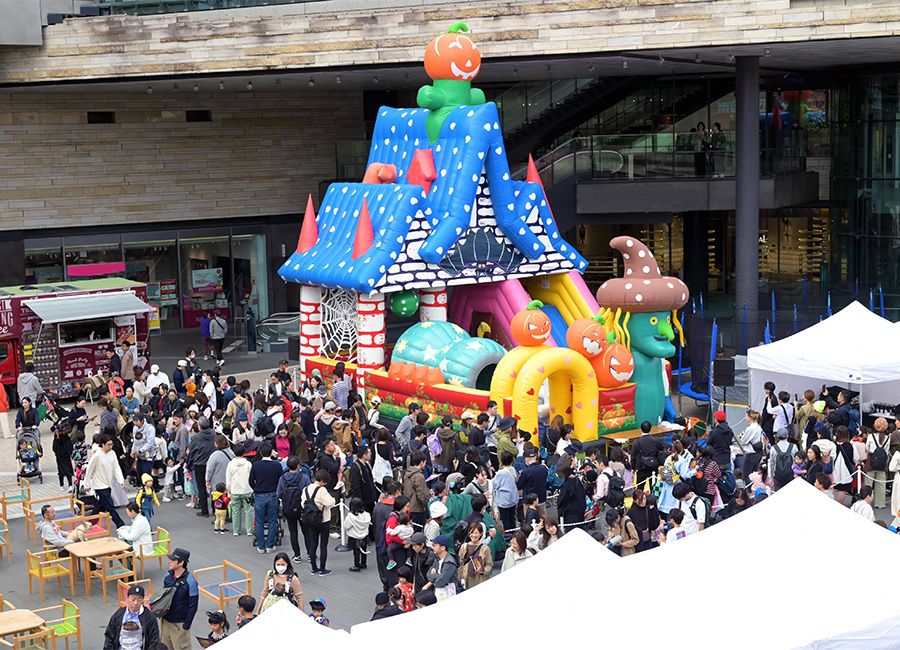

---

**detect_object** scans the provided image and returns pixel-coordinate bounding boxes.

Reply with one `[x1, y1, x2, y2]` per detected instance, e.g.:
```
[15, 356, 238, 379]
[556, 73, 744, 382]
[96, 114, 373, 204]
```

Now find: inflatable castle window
[279, 23, 689, 439]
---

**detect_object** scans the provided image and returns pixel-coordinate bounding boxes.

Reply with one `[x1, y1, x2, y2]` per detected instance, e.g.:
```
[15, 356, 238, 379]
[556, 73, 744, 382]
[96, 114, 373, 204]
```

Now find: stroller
[16, 428, 43, 483]
[43, 396, 73, 441]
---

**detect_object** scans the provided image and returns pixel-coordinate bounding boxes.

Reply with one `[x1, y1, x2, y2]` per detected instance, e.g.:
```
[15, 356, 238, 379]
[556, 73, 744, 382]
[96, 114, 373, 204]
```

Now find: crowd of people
[16, 348, 900, 646]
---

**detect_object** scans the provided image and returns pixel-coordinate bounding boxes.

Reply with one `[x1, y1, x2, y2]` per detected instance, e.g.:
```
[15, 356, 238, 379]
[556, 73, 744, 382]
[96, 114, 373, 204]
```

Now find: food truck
[0, 279, 152, 400]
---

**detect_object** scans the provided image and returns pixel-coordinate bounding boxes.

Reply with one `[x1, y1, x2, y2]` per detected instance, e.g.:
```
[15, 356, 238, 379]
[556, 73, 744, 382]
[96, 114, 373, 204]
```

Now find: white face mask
[275, 565, 287, 575]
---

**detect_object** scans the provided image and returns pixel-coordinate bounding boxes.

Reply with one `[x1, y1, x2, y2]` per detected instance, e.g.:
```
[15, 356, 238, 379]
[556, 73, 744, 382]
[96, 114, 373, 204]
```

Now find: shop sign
[148, 306, 161, 331]
[61, 346, 95, 380]
[191, 268, 223, 294]
[159, 279, 178, 306]
[0, 299, 17, 338]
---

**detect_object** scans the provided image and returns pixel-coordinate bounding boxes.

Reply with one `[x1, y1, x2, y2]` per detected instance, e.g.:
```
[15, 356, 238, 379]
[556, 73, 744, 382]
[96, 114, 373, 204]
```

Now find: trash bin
[288, 335, 300, 362]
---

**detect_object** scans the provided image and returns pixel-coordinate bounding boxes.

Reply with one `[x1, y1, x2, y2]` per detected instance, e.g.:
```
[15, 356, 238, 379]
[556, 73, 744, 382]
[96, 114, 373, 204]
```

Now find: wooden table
[0, 609, 44, 637]
[66, 538, 130, 597]
[598, 424, 685, 449]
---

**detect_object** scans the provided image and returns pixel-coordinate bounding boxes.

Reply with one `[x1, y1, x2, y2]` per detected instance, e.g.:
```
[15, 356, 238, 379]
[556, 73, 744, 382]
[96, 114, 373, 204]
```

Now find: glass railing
[494, 78, 598, 136]
[520, 132, 808, 185]
[99, 0, 318, 15]
[256, 311, 301, 346]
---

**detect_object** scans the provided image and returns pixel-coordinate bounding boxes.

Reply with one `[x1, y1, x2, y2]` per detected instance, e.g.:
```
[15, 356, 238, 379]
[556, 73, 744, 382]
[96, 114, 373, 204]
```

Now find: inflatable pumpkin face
[566, 316, 608, 359]
[592, 342, 634, 388]
[511, 300, 552, 346]
[424, 22, 482, 82]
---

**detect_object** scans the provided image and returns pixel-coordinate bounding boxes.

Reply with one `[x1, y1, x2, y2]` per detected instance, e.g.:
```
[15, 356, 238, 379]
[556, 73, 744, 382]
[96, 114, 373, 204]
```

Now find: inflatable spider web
[320, 288, 358, 362]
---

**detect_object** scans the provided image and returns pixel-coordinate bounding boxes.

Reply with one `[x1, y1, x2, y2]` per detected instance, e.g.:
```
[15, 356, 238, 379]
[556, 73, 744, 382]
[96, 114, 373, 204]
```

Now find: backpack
[300, 485, 324, 526]
[256, 415, 275, 438]
[870, 435, 889, 471]
[604, 471, 625, 509]
[281, 475, 310, 519]
[212, 493, 228, 510]
[659, 460, 679, 484]
[427, 432, 443, 457]
[688, 495, 713, 527]
[717, 469, 737, 499]
[848, 408, 861, 434]
[771, 441, 796, 487]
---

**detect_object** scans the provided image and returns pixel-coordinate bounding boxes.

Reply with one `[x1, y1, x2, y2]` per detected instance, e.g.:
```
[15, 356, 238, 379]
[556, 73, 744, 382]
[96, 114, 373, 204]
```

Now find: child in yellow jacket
[135, 473, 160, 523]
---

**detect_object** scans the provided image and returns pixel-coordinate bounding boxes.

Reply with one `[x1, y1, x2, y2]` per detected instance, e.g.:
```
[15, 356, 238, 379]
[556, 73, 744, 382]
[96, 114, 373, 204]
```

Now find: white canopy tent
[747, 301, 900, 408]
[214, 598, 354, 650]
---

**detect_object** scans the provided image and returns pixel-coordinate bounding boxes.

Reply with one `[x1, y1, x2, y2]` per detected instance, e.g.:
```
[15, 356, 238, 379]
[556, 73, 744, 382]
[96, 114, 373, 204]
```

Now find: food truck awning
[23, 291, 151, 324]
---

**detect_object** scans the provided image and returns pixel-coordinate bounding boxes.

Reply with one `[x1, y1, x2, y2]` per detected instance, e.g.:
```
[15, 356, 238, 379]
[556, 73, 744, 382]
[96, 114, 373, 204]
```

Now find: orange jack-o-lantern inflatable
[566, 315, 609, 359]
[591, 342, 634, 388]
[424, 22, 482, 82]
[511, 300, 552, 346]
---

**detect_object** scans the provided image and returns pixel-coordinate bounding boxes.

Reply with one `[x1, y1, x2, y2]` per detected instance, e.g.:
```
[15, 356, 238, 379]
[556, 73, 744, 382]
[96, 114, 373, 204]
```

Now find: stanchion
[334, 499, 350, 552]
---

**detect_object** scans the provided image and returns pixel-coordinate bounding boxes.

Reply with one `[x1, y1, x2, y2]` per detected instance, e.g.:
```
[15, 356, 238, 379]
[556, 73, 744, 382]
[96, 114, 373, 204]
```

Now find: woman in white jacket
[117, 502, 153, 556]
[225, 444, 254, 537]
[501, 531, 535, 572]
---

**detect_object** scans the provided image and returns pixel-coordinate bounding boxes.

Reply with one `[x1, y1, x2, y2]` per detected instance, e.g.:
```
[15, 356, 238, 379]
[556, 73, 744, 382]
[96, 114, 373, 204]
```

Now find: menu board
[159, 279, 178, 306]
[191, 268, 223, 294]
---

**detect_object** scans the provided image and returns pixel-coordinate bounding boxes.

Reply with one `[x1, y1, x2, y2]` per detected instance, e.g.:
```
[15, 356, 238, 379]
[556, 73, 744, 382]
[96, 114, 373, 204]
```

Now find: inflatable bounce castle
[279, 23, 689, 442]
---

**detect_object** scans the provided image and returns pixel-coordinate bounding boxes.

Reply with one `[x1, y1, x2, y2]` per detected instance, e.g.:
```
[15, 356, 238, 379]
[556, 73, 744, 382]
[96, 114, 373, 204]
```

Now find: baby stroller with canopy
[16, 428, 43, 483]
[43, 396, 73, 441]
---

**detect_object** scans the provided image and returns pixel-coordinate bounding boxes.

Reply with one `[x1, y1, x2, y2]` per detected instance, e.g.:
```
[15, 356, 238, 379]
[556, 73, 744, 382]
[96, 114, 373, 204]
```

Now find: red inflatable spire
[296, 194, 318, 254]
[352, 198, 375, 260]
[407, 149, 437, 195]
[525, 154, 543, 185]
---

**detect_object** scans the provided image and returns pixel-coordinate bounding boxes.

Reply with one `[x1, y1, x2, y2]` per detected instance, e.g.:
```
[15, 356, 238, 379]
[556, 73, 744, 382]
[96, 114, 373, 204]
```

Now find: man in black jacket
[707, 410, 734, 471]
[370, 591, 402, 621]
[373, 480, 401, 591]
[631, 421, 665, 489]
[516, 447, 548, 505]
[103, 583, 160, 650]
[823, 389, 852, 428]
[186, 418, 217, 517]
[249, 442, 283, 553]
[350, 446, 377, 517]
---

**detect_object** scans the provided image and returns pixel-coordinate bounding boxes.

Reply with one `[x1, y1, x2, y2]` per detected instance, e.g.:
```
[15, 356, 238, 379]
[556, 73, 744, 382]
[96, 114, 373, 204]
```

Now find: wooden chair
[0, 594, 15, 611]
[0, 627, 54, 649]
[0, 480, 31, 521]
[0, 518, 11, 565]
[194, 560, 252, 610]
[26, 549, 74, 603]
[33, 600, 82, 650]
[25, 495, 84, 545]
[117, 578, 152, 608]
[138, 527, 171, 579]
[89, 551, 135, 604]
[54, 512, 111, 541]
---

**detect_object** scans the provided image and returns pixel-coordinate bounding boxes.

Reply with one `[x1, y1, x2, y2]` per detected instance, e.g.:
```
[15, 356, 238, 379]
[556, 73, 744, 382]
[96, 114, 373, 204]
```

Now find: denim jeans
[254, 491, 278, 550]
[229, 493, 254, 535]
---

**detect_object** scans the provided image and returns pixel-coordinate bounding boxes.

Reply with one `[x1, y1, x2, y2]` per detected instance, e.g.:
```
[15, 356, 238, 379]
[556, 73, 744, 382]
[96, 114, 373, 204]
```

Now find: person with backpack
[672, 481, 708, 535]
[632, 421, 665, 490]
[223, 386, 250, 434]
[866, 417, 891, 508]
[277, 456, 311, 563]
[604, 509, 639, 556]
[769, 428, 798, 490]
[593, 454, 625, 537]
[832, 426, 859, 498]
[767, 391, 796, 442]
[301, 469, 336, 576]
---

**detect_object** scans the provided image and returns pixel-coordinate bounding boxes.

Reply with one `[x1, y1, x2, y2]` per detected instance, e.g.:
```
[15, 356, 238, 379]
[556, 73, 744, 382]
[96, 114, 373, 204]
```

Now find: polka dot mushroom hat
[595, 236, 690, 311]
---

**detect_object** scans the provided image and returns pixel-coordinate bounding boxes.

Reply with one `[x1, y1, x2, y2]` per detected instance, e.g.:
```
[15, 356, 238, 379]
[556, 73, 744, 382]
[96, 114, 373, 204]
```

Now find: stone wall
[2, 0, 900, 84]
[0, 90, 363, 232]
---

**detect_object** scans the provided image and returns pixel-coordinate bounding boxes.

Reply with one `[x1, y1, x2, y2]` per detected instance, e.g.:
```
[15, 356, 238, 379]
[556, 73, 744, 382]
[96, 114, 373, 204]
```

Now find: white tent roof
[214, 598, 354, 650]
[351, 529, 616, 644]
[747, 301, 900, 385]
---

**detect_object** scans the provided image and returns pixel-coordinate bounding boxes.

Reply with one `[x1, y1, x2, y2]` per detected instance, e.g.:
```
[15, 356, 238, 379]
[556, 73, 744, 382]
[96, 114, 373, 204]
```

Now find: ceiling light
[694, 54, 702, 64]
[588, 62, 595, 72]
[218, 81, 225, 90]
[246, 80, 253, 90]
[373, 75, 379, 84]
[335, 75, 341, 84]
[726, 54, 735, 64]
[658, 55, 665, 65]
[192, 83, 200, 92]
[764, 48, 771, 57]
[622, 60, 628, 69]
[308, 78, 315, 87]
[146, 86, 153, 94]
[513, 68, 518, 77]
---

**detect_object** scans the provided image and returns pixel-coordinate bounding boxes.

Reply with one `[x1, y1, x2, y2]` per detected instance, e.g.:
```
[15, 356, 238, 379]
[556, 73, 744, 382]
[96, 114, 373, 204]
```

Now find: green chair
[138, 527, 171, 579]
[34, 599, 82, 650]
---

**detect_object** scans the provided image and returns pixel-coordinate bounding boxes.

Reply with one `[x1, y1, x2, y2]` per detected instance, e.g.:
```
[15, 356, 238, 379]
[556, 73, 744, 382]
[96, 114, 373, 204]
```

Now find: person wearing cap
[160, 547, 199, 649]
[146, 363, 170, 393]
[103, 582, 160, 650]
[422, 534, 459, 598]
[457, 409, 477, 447]
[495, 417, 519, 460]
[423, 500, 447, 547]
[371, 590, 402, 621]
[172, 359, 189, 398]
[707, 410, 734, 472]
[408, 530, 434, 592]
[308, 598, 329, 626]
[274, 359, 291, 385]
[517, 446, 548, 506]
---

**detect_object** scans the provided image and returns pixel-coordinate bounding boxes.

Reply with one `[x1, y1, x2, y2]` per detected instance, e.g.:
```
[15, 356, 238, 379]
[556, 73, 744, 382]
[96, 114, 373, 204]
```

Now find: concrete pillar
[357, 292, 386, 370]
[735, 56, 760, 321]
[298, 285, 322, 380]
[419, 288, 448, 321]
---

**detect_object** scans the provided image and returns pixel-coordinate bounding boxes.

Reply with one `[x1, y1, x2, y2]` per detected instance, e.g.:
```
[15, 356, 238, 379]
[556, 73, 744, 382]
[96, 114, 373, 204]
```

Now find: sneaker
[291, 555, 303, 563]
[59, 485, 68, 492]
[163, 498, 172, 503]
[310, 568, 319, 575]
[266, 548, 274, 553]
[202, 355, 209, 360]
[185, 501, 193, 508]
[318, 569, 332, 576]
[233, 531, 240, 536]
[349, 566, 361, 572]
[360, 564, 368, 570]
[258, 548, 266, 554]
[329, 532, 339, 539]
[385, 560, 397, 571]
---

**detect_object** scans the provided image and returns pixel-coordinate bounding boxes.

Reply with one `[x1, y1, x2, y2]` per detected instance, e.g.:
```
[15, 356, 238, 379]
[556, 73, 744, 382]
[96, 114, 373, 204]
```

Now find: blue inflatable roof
[279, 101, 586, 293]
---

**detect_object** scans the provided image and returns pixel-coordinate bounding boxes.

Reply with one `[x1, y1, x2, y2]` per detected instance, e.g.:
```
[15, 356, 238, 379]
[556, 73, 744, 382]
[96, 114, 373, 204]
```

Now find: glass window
[124, 234, 180, 330]
[179, 231, 231, 329]
[231, 232, 268, 321]
[64, 236, 123, 280]
[59, 318, 115, 347]
[25, 239, 64, 283]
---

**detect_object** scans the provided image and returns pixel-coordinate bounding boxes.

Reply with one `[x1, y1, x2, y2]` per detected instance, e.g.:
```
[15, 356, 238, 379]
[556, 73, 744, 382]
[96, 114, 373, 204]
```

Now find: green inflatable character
[417, 22, 486, 143]
[596, 237, 691, 425]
